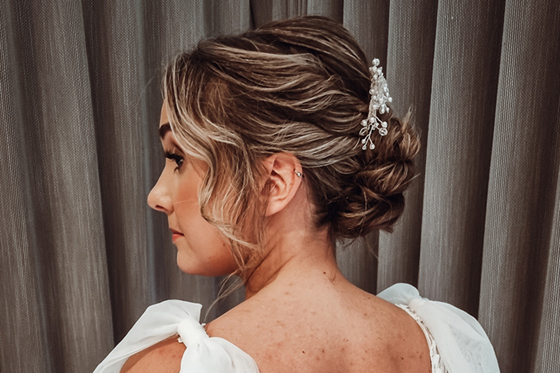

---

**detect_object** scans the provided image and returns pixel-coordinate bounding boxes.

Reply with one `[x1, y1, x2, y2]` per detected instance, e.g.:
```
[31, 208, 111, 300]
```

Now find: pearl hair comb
[359, 59, 392, 150]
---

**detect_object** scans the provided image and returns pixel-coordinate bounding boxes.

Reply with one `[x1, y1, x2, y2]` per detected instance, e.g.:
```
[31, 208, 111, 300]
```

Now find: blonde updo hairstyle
[163, 16, 419, 277]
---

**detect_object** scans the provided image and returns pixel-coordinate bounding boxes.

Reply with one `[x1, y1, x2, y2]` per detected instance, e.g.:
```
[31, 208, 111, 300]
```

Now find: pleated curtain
[1, 1, 558, 372]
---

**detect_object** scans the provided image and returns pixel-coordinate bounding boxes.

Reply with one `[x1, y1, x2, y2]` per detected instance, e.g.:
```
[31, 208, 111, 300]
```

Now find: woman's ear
[262, 153, 303, 217]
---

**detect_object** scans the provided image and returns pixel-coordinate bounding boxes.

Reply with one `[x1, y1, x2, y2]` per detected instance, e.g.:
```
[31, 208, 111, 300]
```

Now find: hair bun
[331, 113, 419, 238]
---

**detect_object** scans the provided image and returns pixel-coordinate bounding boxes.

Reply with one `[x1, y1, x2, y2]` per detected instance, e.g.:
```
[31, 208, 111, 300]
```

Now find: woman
[95, 16, 499, 373]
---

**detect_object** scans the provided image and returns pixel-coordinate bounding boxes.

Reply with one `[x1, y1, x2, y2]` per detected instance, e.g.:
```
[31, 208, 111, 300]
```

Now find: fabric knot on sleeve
[177, 317, 209, 347]
[410, 297, 426, 309]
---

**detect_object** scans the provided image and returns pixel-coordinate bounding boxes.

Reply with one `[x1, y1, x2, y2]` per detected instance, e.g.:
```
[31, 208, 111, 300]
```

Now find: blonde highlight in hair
[163, 16, 419, 279]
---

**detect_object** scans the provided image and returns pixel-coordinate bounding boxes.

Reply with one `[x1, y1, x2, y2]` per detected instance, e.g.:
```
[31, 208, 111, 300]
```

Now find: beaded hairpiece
[359, 59, 392, 150]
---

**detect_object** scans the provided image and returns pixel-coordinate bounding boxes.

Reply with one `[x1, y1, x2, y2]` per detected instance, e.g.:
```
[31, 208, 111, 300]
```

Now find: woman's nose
[147, 174, 173, 214]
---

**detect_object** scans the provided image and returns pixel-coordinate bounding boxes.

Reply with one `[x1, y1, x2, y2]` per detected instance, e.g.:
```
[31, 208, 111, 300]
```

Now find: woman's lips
[170, 229, 184, 242]
[172, 233, 184, 242]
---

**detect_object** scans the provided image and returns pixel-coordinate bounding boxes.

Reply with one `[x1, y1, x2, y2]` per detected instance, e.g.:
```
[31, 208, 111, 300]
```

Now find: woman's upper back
[119, 278, 431, 373]
[205, 273, 432, 373]
[100, 280, 499, 373]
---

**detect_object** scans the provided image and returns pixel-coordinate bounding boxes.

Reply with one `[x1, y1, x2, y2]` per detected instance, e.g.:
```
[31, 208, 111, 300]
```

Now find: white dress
[93, 283, 500, 373]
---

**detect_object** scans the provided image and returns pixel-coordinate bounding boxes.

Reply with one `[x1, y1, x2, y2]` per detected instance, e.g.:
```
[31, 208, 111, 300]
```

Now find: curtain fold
[478, 1, 560, 371]
[418, 0, 506, 316]
[1, 1, 558, 372]
[82, 0, 155, 345]
[1, 0, 113, 371]
[378, 0, 438, 293]
[0, 4, 53, 372]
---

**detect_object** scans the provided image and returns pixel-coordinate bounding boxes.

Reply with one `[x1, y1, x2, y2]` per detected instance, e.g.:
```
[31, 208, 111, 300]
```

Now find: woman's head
[159, 16, 419, 276]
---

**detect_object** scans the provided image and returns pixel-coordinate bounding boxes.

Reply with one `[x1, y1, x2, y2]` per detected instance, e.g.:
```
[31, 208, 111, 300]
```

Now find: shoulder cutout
[121, 336, 185, 373]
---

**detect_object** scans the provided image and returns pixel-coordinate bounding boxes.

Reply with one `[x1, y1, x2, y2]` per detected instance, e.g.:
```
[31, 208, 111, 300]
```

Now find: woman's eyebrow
[159, 123, 171, 139]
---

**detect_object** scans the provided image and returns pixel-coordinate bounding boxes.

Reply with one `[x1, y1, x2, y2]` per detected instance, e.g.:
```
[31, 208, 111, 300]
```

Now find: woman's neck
[243, 219, 340, 299]
[242, 177, 343, 298]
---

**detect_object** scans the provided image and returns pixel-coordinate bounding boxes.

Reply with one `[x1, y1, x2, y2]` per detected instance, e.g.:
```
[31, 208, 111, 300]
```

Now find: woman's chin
[176, 256, 236, 277]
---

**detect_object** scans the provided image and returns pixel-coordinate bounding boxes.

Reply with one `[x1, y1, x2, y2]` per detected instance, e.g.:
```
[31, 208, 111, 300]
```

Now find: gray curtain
[1, 0, 558, 372]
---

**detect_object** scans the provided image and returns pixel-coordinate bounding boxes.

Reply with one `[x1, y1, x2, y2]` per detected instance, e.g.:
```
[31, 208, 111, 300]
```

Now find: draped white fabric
[93, 300, 259, 373]
[379, 284, 500, 373]
[1, 1, 559, 372]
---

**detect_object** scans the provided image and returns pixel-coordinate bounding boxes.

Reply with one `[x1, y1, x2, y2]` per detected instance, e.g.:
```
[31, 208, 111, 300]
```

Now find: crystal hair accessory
[359, 58, 392, 150]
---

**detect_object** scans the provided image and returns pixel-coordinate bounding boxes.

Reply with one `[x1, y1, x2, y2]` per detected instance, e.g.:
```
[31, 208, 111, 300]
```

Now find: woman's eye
[164, 151, 184, 170]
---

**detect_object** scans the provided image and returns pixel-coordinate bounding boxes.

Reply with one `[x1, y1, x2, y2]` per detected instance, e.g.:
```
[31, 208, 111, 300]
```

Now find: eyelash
[164, 151, 184, 170]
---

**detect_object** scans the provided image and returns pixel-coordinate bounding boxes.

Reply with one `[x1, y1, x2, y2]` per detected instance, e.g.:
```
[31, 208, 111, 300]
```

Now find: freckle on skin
[302, 351, 305, 354]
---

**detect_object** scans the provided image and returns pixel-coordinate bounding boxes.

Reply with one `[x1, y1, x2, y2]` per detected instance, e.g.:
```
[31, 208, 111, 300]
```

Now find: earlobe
[263, 153, 303, 217]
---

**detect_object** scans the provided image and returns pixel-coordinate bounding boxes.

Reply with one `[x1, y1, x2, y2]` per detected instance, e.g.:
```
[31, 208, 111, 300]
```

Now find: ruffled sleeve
[378, 283, 500, 373]
[93, 300, 259, 373]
